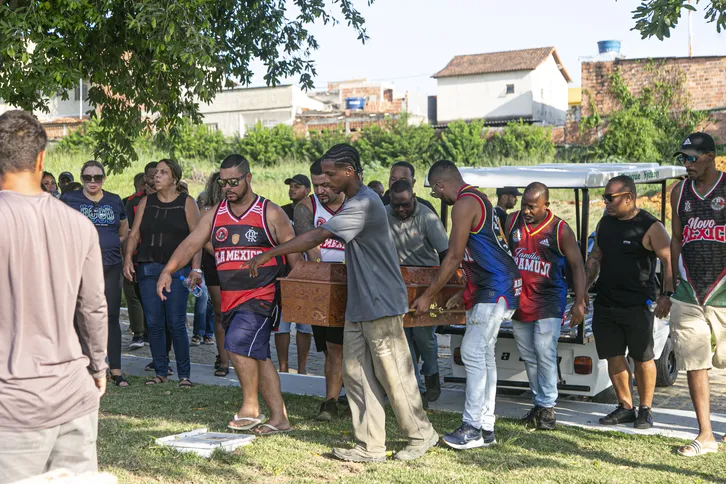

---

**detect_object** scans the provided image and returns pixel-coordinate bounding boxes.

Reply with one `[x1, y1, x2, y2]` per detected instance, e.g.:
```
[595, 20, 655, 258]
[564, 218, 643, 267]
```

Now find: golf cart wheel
[655, 336, 678, 387]
[592, 385, 618, 404]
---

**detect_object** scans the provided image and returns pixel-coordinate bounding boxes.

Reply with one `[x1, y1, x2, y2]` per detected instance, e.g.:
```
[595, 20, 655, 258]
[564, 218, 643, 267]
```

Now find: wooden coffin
[279, 262, 466, 327]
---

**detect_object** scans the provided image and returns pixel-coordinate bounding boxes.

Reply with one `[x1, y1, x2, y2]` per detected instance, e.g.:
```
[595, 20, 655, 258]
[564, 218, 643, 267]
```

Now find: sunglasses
[81, 174, 104, 183]
[217, 175, 246, 188]
[391, 199, 414, 210]
[602, 192, 631, 203]
[429, 182, 442, 197]
[676, 154, 698, 165]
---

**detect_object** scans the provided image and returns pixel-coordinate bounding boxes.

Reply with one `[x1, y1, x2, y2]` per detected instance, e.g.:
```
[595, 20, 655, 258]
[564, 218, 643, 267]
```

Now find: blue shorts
[224, 311, 274, 361]
[276, 320, 313, 334]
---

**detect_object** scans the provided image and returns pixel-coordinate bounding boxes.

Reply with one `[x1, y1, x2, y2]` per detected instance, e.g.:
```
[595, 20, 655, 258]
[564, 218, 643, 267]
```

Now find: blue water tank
[597, 40, 621, 54]
[345, 97, 366, 110]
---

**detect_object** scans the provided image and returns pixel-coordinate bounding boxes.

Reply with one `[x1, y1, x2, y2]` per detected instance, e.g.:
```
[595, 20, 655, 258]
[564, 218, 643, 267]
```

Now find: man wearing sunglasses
[670, 132, 726, 456]
[586, 175, 673, 431]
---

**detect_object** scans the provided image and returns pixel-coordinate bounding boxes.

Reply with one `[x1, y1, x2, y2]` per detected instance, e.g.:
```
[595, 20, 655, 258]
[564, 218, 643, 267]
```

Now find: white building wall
[0, 82, 93, 120]
[436, 70, 533, 124]
[529, 55, 568, 125]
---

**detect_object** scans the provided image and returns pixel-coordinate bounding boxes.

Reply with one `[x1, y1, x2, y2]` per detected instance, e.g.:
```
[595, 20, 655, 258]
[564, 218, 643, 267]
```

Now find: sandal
[179, 378, 193, 388]
[677, 440, 718, 457]
[203, 336, 215, 345]
[144, 361, 174, 375]
[145, 376, 167, 385]
[111, 374, 130, 387]
[190, 335, 202, 346]
[252, 423, 293, 436]
[214, 366, 229, 377]
[215, 354, 221, 370]
[227, 413, 266, 431]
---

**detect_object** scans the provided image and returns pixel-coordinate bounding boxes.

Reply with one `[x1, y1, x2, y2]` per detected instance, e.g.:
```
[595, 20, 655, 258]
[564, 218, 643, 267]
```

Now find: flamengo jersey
[458, 185, 521, 310]
[311, 194, 345, 263]
[507, 210, 568, 322]
[675, 172, 726, 306]
[212, 196, 286, 317]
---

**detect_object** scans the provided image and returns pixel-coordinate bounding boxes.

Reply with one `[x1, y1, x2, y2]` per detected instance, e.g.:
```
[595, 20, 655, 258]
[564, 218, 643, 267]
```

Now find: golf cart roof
[449, 163, 686, 189]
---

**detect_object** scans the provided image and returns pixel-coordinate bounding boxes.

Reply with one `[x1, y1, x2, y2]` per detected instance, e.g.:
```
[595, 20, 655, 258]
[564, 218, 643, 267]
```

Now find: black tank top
[137, 193, 189, 264]
[596, 210, 658, 307]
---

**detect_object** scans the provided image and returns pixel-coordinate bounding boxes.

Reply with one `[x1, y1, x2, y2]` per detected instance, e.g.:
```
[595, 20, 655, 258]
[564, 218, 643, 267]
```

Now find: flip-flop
[252, 423, 293, 436]
[677, 440, 718, 457]
[227, 414, 266, 431]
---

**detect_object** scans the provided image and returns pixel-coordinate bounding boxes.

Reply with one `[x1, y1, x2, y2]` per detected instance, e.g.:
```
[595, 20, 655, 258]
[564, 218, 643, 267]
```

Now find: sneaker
[129, 336, 144, 350]
[315, 398, 338, 422]
[635, 406, 654, 429]
[599, 404, 636, 425]
[332, 446, 385, 463]
[394, 431, 439, 461]
[442, 423, 488, 450]
[190, 335, 202, 346]
[425, 373, 441, 402]
[520, 405, 543, 426]
[536, 407, 557, 430]
[203, 336, 215, 345]
[337, 395, 351, 418]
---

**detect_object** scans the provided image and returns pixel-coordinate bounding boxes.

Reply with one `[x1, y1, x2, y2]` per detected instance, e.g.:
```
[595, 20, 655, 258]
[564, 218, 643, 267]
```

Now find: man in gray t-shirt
[386, 179, 449, 404]
[248, 144, 436, 463]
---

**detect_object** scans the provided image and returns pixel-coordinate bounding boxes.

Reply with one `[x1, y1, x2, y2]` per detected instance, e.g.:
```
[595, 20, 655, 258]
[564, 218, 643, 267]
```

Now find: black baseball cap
[496, 187, 522, 196]
[674, 132, 716, 157]
[59, 171, 74, 182]
[284, 174, 311, 189]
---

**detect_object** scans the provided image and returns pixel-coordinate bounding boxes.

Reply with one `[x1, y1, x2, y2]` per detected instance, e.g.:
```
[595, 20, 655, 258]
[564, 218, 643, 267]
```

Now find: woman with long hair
[123, 159, 202, 387]
[199, 172, 230, 376]
[62, 160, 130, 386]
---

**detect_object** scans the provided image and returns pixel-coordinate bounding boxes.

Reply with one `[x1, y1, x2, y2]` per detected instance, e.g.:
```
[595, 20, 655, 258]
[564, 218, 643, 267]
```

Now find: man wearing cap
[58, 171, 74, 192]
[495, 187, 521, 228]
[276, 173, 313, 374]
[670, 132, 726, 456]
[282, 174, 311, 221]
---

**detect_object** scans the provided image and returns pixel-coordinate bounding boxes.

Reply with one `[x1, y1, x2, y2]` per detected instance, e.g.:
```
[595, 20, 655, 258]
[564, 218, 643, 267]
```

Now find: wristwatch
[662, 291, 674, 299]
[192, 268, 203, 274]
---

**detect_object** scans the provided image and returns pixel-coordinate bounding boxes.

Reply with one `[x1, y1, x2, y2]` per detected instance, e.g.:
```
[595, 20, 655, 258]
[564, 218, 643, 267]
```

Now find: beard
[226, 183, 249, 203]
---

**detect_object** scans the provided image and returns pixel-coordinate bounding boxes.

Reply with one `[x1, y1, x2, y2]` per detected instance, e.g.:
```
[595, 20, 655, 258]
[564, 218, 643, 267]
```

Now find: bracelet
[661, 291, 674, 298]
[192, 268, 203, 274]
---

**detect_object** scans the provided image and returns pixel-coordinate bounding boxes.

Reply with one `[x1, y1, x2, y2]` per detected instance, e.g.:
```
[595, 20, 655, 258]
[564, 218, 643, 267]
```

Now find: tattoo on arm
[293, 204, 315, 236]
[585, 244, 602, 290]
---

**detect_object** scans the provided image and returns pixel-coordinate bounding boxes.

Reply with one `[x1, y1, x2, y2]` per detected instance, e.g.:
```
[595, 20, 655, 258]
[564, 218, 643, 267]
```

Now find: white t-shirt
[312, 194, 346, 263]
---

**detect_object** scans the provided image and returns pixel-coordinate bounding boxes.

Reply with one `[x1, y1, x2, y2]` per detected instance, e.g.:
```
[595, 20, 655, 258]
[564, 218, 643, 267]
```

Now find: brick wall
[582, 56, 726, 117]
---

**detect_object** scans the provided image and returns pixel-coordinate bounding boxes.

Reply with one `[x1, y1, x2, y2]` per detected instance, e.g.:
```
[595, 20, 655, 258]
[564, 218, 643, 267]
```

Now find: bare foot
[252, 419, 291, 435]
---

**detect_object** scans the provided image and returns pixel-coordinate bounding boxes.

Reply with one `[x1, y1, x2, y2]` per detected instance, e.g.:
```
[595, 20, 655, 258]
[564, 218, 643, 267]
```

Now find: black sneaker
[520, 405, 543, 426]
[599, 405, 636, 425]
[315, 398, 338, 421]
[442, 423, 487, 450]
[420, 392, 429, 410]
[481, 430, 496, 446]
[425, 373, 441, 402]
[635, 406, 654, 429]
[129, 336, 144, 350]
[536, 407, 557, 430]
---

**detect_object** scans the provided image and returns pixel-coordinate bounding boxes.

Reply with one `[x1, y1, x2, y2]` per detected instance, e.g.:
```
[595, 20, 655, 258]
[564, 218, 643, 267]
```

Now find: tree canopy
[0, 0, 371, 172]
[631, 0, 726, 40]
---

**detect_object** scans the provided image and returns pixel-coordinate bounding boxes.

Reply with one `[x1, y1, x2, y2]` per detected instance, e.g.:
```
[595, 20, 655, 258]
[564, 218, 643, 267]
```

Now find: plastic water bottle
[180, 276, 203, 298]
[646, 299, 670, 321]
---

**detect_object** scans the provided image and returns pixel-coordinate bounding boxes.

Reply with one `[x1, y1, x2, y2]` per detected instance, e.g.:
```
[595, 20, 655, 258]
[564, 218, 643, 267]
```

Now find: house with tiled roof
[433, 46, 572, 127]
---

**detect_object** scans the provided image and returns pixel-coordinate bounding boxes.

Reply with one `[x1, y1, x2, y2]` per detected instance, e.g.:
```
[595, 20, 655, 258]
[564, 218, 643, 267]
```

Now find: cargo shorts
[670, 299, 726, 371]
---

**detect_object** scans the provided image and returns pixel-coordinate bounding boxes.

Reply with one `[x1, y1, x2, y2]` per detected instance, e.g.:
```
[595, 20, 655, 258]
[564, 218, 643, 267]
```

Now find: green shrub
[439, 119, 487, 166]
[486, 121, 556, 162]
[356, 114, 438, 167]
[233, 123, 296, 166]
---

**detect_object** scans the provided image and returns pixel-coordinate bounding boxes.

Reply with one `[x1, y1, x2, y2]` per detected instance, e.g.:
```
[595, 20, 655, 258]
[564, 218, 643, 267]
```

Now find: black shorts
[202, 251, 219, 287]
[312, 325, 345, 352]
[592, 303, 655, 362]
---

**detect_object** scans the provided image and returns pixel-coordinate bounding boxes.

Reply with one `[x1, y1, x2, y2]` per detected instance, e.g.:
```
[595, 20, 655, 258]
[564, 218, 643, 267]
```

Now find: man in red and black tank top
[670, 132, 726, 455]
[506, 183, 586, 430]
[159, 155, 302, 435]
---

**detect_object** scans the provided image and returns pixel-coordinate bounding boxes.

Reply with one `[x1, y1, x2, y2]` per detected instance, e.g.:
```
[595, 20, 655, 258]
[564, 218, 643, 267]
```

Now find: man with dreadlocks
[248, 144, 437, 463]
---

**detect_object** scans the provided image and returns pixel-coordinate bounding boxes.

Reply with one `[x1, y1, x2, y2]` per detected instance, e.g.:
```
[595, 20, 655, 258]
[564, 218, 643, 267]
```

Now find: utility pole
[688, 0, 693, 58]
[79, 78, 83, 119]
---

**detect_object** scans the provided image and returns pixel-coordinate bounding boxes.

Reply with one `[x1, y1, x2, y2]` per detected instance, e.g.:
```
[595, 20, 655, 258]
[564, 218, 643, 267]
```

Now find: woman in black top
[123, 159, 202, 387]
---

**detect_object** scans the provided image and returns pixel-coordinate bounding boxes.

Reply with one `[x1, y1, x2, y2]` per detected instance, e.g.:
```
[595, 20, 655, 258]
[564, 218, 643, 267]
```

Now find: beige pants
[671, 299, 726, 371]
[343, 315, 435, 455]
[0, 411, 98, 483]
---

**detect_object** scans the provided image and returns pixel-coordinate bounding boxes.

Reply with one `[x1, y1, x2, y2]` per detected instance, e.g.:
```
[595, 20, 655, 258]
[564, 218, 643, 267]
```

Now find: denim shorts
[276, 320, 313, 334]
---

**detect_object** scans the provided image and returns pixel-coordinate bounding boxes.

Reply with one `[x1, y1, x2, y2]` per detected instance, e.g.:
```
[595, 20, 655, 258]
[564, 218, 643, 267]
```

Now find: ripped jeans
[461, 299, 515, 431]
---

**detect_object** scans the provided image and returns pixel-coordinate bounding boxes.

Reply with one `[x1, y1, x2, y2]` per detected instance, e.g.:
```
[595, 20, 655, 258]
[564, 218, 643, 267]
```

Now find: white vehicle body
[432, 163, 685, 400]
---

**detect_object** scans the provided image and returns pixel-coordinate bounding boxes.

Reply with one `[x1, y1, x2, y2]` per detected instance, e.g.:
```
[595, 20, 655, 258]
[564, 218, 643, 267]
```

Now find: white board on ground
[156, 427, 256, 458]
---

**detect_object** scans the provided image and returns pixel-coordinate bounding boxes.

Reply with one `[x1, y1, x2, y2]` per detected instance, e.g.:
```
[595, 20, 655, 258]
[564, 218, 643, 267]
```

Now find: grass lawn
[100, 377, 725, 483]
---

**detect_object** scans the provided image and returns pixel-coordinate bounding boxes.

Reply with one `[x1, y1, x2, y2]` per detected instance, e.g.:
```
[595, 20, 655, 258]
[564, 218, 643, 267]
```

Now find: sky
[248, 0, 726, 94]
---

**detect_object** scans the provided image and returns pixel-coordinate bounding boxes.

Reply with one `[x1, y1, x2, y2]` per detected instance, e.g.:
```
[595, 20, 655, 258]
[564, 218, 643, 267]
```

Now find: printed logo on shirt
[539, 238, 550, 247]
[511, 228, 521, 244]
[682, 217, 726, 244]
[80, 204, 115, 226]
[245, 228, 258, 243]
[711, 196, 725, 212]
[514, 247, 552, 277]
[215, 227, 228, 242]
[684, 200, 692, 212]
[216, 247, 263, 264]
[316, 217, 326, 227]
[232, 233, 240, 245]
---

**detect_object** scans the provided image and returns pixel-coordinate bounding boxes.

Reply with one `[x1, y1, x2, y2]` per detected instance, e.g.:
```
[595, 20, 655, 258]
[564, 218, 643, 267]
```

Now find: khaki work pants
[342, 315, 435, 455]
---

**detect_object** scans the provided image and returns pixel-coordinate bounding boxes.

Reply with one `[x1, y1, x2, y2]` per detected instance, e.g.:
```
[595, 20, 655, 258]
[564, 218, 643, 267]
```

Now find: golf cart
[433, 163, 686, 402]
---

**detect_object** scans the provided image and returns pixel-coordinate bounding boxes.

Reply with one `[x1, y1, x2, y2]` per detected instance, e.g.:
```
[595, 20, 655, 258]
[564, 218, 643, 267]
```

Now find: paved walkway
[119, 309, 726, 413]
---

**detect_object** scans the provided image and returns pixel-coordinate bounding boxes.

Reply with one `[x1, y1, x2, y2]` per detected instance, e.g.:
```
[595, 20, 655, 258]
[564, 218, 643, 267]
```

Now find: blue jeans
[512, 318, 562, 408]
[193, 280, 214, 338]
[404, 326, 439, 393]
[138, 262, 191, 379]
[461, 300, 514, 432]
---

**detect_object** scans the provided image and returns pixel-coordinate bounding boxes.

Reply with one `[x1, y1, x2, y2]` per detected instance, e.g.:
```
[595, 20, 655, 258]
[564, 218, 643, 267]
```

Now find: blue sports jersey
[458, 185, 521, 310]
